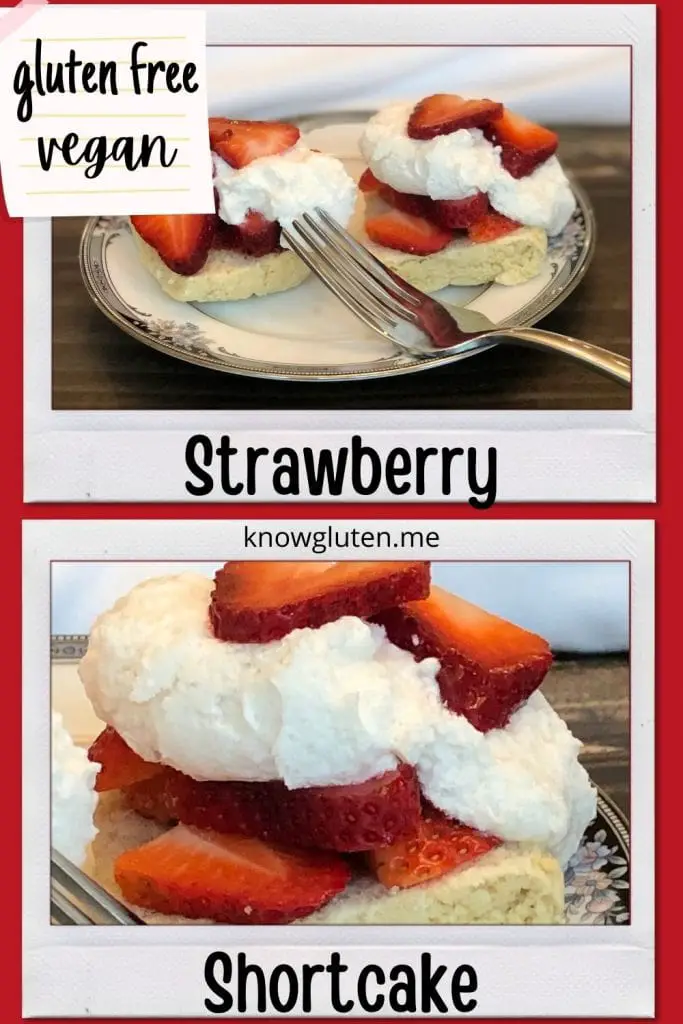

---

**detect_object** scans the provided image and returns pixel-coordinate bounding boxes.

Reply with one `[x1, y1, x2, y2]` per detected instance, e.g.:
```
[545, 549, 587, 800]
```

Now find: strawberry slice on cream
[357, 95, 575, 288]
[129, 116, 357, 302]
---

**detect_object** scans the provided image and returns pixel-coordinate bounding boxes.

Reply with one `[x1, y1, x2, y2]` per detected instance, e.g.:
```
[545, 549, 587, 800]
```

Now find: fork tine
[300, 213, 420, 326]
[283, 227, 400, 339]
[51, 882, 96, 925]
[52, 899, 79, 926]
[313, 208, 423, 308]
[288, 220, 417, 331]
[290, 219, 414, 329]
[52, 848, 144, 925]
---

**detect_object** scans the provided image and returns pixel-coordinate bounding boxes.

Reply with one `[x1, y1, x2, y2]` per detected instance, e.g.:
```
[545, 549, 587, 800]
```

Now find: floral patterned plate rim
[79, 111, 596, 383]
[565, 789, 629, 925]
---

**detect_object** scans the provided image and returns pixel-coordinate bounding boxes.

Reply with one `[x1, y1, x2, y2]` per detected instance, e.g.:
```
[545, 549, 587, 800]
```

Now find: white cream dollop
[80, 573, 596, 866]
[359, 101, 576, 236]
[51, 711, 98, 867]
[213, 141, 357, 231]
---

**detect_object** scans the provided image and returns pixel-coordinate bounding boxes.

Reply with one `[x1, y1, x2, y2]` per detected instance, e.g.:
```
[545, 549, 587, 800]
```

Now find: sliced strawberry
[87, 726, 164, 793]
[467, 211, 521, 243]
[210, 560, 430, 643]
[359, 168, 381, 193]
[124, 763, 421, 852]
[130, 213, 215, 276]
[359, 168, 430, 217]
[211, 120, 300, 169]
[408, 93, 503, 141]
[369, 811, 501, 889]
[212, 221, 238, 250]
[484, 108, 558, 178]
[214, 210, 281, 257]
[359, 166, 431, 218]
[431, 192, 490, 229]
[365, 209, 452, 255]
[359, 170, 431, 217]
[236, 210, 281, 256]
[124, 768, 182, 822]
[376, 184, 433, 219]
[114, 824, 350, 924]
[372, 586, 552, 732]
[208, 117, 238, 149]
[371, 179, 487, 228]
[363, 170, 490, 230]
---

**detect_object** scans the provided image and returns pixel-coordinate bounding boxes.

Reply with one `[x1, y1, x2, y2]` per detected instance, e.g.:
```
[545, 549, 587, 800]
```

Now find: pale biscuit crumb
[131, 228, 310, 302]
[301, 843, 565, 925]
[360, 225, 548, 290]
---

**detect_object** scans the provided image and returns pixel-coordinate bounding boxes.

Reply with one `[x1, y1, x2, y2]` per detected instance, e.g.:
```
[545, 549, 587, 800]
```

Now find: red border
[0, 84, 24, 1024]
[2, 0, 673, 1021]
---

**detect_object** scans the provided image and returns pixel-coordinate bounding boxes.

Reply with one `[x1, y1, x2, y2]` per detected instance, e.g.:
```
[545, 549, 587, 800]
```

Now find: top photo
[53, 43, 632, 412]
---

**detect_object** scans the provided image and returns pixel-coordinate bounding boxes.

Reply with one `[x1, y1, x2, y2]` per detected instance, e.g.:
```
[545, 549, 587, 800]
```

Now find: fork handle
[494, 328, 631, 385]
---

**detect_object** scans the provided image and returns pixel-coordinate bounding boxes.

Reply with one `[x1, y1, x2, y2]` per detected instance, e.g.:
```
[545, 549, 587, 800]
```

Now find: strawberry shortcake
[130, 118, 357, 302]
[358, 94, 577, 289]
[77, 561, 597, 926]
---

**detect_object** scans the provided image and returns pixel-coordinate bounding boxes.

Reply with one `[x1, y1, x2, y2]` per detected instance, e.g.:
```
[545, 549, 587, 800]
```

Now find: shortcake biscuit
[131, 228, 310, 302]
[362, 224, 548, 290]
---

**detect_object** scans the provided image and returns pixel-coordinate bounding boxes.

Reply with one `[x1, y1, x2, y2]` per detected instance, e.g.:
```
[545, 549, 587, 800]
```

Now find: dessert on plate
[130, 118, 357, 302]
[70, 560, 597, 926]
[357, 94, 577, 289]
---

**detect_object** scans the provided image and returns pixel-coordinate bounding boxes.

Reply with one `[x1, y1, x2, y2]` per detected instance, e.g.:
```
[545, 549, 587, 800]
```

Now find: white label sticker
[0, 5, 213, 217]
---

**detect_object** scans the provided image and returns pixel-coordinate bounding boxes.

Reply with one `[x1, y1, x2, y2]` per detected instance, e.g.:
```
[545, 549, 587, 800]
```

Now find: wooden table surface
[52, 124, 631, 411]
[544, 655, 629, 820]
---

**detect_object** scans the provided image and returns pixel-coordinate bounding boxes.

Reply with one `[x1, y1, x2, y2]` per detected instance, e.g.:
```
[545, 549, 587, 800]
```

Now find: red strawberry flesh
[88, 726, 164, 792]
[367, 179, 491, 234]
[372, 183, 432, 219]
[210, 119, 300, 169]
[359, 168, 381, 192]
[432, 192, 490, 229]
[360, 168, 431, 216]
[208, 116, 238, 148]
[210, 560, 430, 643]
[365, 209, 452, 256]
[484, 108, 559, 178]
[214, 210, 282, 257]
[131, 213, 215, 276]
[114, 824, 351, 924]
[372, 585, 552, 731]
[123, 762, 421, 852]
[408, 94, 503, 141]
[369, 810, 501, 889]
[467, 211, 521, 243]
[367, 174, 490, 230]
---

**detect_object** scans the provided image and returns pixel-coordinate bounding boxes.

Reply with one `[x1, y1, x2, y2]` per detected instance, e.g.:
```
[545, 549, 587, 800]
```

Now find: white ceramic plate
[51, 635, 628, 925]
[79, 111, 596, 383]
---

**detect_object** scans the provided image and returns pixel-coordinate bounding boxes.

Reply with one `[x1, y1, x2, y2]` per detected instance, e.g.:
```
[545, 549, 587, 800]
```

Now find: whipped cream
[359, 101, 576, 236]
[51, 711, 98, 867]
[80, 573, 596, 866]
[213, 141, 357, 232]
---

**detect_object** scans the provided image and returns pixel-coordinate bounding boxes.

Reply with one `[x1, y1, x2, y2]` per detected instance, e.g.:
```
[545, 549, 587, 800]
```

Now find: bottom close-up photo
[49, 557, 630, 928]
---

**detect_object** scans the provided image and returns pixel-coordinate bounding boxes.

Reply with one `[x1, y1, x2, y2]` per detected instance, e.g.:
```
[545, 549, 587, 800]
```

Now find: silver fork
[51, 848, 144, 925]
[283, 209, 631, 386]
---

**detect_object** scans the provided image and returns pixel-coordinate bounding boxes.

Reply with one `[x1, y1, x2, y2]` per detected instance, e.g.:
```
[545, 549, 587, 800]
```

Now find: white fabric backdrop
[207, 45, 630, 124]
[50, 561, 629, 653]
